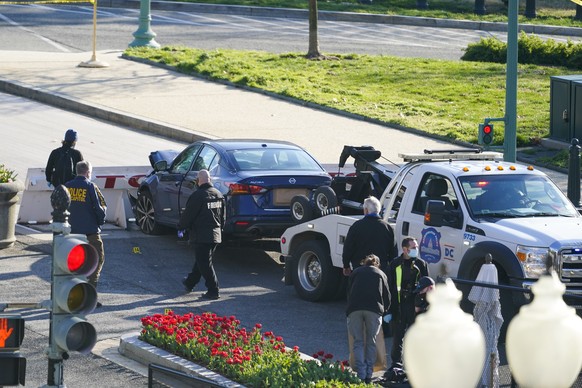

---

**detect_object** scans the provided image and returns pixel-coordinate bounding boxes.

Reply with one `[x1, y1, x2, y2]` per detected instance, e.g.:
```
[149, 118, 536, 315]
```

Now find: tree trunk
[307, 0, 321, 58]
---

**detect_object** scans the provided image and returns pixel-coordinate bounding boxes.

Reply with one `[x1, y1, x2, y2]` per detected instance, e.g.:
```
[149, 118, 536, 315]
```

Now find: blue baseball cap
[64, 129, 78, 142]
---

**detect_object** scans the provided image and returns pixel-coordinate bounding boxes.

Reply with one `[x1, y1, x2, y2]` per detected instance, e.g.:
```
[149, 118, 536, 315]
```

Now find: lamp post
[129, 0, 160, 48]
[506, 271, 582, 388]
[403, 279, 486, 388]
[504, 0, 518, 162]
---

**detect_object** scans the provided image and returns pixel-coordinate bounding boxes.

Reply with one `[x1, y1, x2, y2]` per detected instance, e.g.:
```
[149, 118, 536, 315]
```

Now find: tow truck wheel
[313, 186, 338, 213]
[292, 240, 342, 301]
[135, 190, 164, 235]
[291, 195, 314, 223]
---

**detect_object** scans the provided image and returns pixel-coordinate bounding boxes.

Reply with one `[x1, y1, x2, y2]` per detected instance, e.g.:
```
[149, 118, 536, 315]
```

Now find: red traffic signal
[478, 123, 494, 145]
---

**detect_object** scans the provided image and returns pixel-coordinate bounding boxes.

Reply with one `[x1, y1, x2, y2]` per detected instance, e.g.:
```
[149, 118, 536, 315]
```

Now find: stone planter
[0, 181, 25, 249]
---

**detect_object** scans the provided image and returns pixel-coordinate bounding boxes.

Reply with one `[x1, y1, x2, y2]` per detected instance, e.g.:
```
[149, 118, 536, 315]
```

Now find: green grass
[125, 46, 581, 146]
[174, 0, 582, 27]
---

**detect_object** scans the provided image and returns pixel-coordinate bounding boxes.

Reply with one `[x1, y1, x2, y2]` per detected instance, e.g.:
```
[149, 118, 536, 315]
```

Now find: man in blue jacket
[65, 160, 107, 301]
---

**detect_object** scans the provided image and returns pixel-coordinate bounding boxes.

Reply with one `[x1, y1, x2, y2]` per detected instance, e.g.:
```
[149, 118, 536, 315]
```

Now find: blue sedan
[132, 139, 332, 239]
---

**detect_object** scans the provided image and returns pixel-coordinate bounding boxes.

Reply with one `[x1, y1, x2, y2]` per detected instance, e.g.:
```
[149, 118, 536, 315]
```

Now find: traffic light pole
[45, 185, 71, 388]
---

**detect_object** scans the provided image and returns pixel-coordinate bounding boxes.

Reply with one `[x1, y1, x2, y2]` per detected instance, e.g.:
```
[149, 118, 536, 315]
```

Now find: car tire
[135, 190, 165, 235]
[292, 240, 343, 302]
[313, 186, 338, 214]
[290, 195, 314, 223]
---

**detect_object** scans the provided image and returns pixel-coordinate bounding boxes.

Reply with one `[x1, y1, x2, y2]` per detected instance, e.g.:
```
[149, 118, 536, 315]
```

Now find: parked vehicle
[130, 139, 332, 239]
[280, 148, 582, 335]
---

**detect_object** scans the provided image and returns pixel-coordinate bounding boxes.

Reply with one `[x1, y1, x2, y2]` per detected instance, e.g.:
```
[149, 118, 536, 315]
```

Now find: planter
[0, 181, 25, 249]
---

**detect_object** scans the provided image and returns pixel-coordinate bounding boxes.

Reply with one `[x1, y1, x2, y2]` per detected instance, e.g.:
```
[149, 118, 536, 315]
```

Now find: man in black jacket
[178, 170, 225, 300]
[46, 129, 84, 188]
[387, 237, 429, 370]
[346, 254, 390, 384]
[342, 196, 397, 275]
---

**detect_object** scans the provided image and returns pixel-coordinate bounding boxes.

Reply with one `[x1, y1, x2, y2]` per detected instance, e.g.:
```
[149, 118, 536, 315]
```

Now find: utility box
[550, 75, 582, 142]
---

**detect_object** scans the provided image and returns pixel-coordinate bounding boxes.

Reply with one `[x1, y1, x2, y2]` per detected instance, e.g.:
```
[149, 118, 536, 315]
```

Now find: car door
[401, 173, 466, 277]
[177, 145, 221, 218]
[155, 144, 202, 224]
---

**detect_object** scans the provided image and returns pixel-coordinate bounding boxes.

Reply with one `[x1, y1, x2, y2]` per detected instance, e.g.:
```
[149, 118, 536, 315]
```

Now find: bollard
[567, 138, 581, 208]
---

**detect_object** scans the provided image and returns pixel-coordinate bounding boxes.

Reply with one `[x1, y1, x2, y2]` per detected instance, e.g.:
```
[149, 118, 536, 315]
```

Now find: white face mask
[408, 248, 418, 258]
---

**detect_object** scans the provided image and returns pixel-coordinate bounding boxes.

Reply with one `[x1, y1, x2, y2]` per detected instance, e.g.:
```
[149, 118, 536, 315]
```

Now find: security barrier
[18, 166, 151, 229]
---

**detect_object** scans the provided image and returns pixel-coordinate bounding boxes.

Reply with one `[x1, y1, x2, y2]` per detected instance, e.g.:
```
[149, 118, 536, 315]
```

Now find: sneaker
[200, 292, 220, 300]
[96, 302, 103, 308]
[182, 278, 193, 292]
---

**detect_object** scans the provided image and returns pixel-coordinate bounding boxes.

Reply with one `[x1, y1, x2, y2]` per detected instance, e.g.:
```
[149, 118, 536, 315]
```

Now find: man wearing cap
[414, 276, 435, 315]
[386, 237, 429, 373]
[45, 129, 84, 188]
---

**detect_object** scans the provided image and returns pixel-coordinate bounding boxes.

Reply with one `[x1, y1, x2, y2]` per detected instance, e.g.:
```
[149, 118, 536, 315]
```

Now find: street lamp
[129, 0, 160, 48]
[403, 278, 486, 388]
[506, 271, 582, 388]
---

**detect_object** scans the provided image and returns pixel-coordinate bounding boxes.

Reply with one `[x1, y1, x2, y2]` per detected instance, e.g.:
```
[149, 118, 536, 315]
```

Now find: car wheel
[290, 195, 314, 223]
[135, 190, 164, 235]
[292, 240, 343, 301]
[313, 186, 338, 213]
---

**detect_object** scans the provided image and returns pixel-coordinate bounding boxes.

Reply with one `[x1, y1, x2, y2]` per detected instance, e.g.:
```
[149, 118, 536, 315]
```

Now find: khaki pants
[348, 325, 388, 373]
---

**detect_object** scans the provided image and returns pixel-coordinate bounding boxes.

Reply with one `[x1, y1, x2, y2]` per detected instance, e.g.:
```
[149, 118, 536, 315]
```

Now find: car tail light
[227, 183, 267, 195]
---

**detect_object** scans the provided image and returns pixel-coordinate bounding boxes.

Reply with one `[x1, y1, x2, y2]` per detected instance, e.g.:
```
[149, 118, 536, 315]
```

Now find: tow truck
[280, 148, 582, 330]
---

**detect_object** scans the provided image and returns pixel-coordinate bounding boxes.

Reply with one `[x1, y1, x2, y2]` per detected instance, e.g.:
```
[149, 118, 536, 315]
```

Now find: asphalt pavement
[1, 4, 581, 387]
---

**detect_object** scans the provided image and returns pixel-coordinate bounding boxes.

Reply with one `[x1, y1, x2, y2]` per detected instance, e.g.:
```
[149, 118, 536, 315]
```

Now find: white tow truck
[280, 148, 582, 325]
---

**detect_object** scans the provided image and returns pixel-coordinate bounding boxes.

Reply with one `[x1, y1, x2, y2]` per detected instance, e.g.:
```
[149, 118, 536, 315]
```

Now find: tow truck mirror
[424, 200, 445, 227]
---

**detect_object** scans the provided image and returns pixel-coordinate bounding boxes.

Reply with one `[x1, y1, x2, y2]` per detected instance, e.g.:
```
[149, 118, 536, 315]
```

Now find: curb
[118, 332, 245, 387]
[98, 0, 582, 38]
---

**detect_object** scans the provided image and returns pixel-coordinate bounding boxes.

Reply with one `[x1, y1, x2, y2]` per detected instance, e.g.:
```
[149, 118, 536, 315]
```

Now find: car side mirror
[153, 160, 168, 172]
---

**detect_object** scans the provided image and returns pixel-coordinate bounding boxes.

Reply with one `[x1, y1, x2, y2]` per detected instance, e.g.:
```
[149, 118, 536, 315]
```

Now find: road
[1, 3, 580, 60]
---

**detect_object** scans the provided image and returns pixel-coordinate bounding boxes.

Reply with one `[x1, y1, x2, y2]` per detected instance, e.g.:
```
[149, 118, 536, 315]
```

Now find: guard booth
[550, 75, 582, 142]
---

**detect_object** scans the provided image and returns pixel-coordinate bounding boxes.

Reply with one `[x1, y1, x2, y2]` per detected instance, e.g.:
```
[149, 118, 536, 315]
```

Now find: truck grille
[559, 249, 582, 308]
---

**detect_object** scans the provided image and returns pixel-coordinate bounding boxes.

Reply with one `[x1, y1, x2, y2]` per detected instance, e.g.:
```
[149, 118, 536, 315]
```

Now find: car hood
[484, 217, 582, 247]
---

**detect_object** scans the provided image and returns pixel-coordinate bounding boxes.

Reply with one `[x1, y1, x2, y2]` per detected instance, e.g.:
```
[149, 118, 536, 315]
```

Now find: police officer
[178, 169, 225, 300]
[387, 237, 429, 371]
[65, 160, 107, 304]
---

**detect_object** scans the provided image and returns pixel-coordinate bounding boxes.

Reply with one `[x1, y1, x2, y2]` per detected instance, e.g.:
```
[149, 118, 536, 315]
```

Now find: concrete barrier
[18, 166, 151, 229]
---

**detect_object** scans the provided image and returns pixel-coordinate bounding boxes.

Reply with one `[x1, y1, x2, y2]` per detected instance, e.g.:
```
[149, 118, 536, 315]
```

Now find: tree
[307, 0, 323, 59]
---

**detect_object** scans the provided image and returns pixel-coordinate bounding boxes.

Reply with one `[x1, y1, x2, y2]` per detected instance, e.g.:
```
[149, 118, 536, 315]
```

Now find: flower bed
[140, 311, 370, 387]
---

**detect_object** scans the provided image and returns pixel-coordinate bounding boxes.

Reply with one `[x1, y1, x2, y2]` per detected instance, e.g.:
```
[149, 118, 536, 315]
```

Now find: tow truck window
[460, 175, 578, 217]
[413, 174, 458, 214]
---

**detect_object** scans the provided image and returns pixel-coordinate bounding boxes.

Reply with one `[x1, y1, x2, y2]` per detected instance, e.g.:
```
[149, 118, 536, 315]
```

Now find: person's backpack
[52, 148, 75, 187]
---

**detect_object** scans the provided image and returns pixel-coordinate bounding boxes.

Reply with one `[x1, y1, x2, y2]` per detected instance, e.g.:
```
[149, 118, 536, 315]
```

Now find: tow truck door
[396, 172, 466, 277]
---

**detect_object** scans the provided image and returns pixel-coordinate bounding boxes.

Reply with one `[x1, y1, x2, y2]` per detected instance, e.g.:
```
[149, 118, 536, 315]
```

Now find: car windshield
[229, 148, 324, 171]
[459, 174, 579, 219]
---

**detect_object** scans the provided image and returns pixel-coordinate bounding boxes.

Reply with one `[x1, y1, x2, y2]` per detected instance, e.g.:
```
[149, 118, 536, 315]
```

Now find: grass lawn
[125, 46, 581, 146]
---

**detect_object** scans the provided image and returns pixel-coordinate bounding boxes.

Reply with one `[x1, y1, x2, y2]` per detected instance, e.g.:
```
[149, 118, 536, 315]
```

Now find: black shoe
[96, 302, 103, 308]
[201, 292, 220, 300]
[364, 377, 372, 384]
[182, 278, 193, 292]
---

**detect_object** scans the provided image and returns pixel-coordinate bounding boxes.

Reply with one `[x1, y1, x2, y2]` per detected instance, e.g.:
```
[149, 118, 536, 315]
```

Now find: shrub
[462, 31, 582, 70]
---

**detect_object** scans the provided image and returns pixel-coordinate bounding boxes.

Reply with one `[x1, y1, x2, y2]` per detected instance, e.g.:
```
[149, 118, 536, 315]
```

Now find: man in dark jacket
[178, 169, 225, 300]
[387, 237, 429, 370]
[46, 129, 84, 188]
[65, 160, 107, 294]
[342, 196, 397, 275]
[346, 254, 390, 384]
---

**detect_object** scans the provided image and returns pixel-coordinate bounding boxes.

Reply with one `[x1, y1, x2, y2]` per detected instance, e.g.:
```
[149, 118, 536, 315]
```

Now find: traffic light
[478, 122, 494, 146]
[52, 234, 98, 355]
[0, 314, 26, 386]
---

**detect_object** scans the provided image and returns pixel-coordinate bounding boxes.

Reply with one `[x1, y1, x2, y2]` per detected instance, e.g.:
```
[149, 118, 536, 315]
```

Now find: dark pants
[390, 319, 413, 367]
[185, 242, 219, 295]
